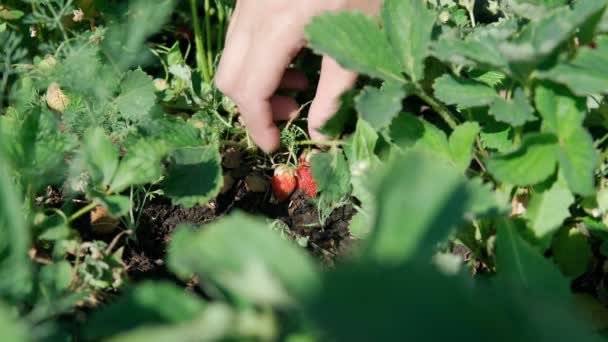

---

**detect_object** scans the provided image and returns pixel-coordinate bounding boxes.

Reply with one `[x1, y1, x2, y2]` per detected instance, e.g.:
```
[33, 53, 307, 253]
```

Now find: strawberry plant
[2, 0, 608, 340]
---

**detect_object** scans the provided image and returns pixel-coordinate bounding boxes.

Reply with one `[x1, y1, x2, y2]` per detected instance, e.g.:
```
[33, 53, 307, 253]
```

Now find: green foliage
[85, 282, 206, 340]
[163, 146, 223, 208]
[3, 0, 608, 340]
[168, 213, 320, 306]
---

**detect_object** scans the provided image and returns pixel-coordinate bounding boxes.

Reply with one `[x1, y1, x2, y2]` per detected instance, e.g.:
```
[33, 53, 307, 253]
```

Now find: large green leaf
[382, 0, 435, 82]
[557, 127, 598, 196]
[365, 151, 470, 264]
[356, 82, 406, 130]
[0, 107, 73, 190]
[310, 149, 352, 206]
[488, 88, 536, 127]
[0, 303, 28, 341]
[85, 282, 206, 340]
[535, 83, 599, 196]
[102, 0, 176, 70]
[431, 24, 513, 70]
[115, 69, 156, 123]
[306, 260, 600, 341]
[495, 219, 570, 298]
[433, 74, 500, 108]
[486, 134, 558, 186]
[539, 37, 608, 96]
[167, 213, 320, 306]
[525, 182, 574, 242]
[305, 12, 404, 82]
[82, 127, 119, 188]
[163, 146, 222, 208]
[0, 145, 31, 300]
[499, 0, 607, 70]
[109, 139, 167, 193]
[449, 122, 481, 172]
[551, 227, 593, 278]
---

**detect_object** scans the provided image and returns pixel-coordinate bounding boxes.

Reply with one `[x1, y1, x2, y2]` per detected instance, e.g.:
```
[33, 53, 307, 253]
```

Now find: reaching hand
[215, 0, 381, 152]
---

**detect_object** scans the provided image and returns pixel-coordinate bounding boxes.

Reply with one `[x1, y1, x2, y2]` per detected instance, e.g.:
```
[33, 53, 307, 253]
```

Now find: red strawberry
[297, 150, 319, 198]
[271, 164, 297, 202]
[297, 165, 317, 198]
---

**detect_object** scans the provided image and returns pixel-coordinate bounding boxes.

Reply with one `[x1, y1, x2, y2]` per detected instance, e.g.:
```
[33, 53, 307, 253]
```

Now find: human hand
[215, 0, 381, 153]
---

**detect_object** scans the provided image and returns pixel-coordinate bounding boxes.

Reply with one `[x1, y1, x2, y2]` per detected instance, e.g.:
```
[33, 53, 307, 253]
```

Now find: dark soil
[124, 179, 355, 282]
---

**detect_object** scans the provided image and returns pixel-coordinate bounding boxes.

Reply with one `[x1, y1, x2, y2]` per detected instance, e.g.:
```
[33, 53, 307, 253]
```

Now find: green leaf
[307, 260, 600, 341]
[85, 282, 206, 341]
[431, 31, 509, 70]
[39, 261, 73, 296]
[0, 144, 31, 300]
[539, 37, 608, 96]
[142, 115, 204, 149]
[552, 227, 593, 278]
[535, 83, 599, 195]
[557, 127, 598, 196]
[163, 146, 223, 208]
[488, 88, 536, 126]
[99, 195, 131, 217]
[319, 90, 357, 137]
[167, 213, 319, 306]
[535, 83, 586, 132]
[365, 151, 470, 264]
[499, 0, 607, 70]
[382, 0, 435, 81]
[115, 69, 156, 123]
[310, 150, 351, 206]
[486, 134, 558, 186]
[110, 139, 167, 193]
[495, 219, 570, 298]
[82, 127, 119, 188]
[449, 122, 481, 172]
[0, 9, 25, 20]
[388, 112, 426, 149]
[356, 82, 406, 130]
[0, 303, 28, 341]
[1, 107, 73, 190]
[102, 0, 176, 70]
[526, 182, 574, 242]
[348, 120, 381, 239]
[433, 74, 500, 108]
[350, 119, 379, 164]
[305, 12, 404, 82]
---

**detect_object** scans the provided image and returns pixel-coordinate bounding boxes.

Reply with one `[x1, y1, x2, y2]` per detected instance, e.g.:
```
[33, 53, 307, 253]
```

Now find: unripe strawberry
[153, 78, 168, 92]
[46, 82, 70, 112]
[38, 55, 57, 73]
[271, 164, 297, 202]
[91, 205, 119, 234]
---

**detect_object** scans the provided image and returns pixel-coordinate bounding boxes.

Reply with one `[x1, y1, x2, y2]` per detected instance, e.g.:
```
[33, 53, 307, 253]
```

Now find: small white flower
[30, 26, 38, 38]
[73, 8, 84, 22]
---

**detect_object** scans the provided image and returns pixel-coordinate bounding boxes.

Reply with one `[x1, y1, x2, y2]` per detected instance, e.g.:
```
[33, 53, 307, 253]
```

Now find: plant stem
[204, 0, 214, 78]
[217, 4, 226, 52]
[190, 0, 211, 83]
[415, 90, 459, 129]
[297, 140, 346, 147]
[68, 202, 97, 223]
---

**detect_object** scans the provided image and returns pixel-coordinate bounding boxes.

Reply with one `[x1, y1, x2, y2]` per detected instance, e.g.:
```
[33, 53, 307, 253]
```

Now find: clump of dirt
[124, 179, 355, 281]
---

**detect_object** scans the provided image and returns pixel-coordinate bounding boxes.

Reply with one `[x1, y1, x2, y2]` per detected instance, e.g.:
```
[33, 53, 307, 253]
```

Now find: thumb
[308, 56, 358, 141]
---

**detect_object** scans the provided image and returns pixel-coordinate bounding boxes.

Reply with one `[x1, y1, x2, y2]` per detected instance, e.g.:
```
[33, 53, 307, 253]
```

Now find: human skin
[215, 0, 382, 153]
